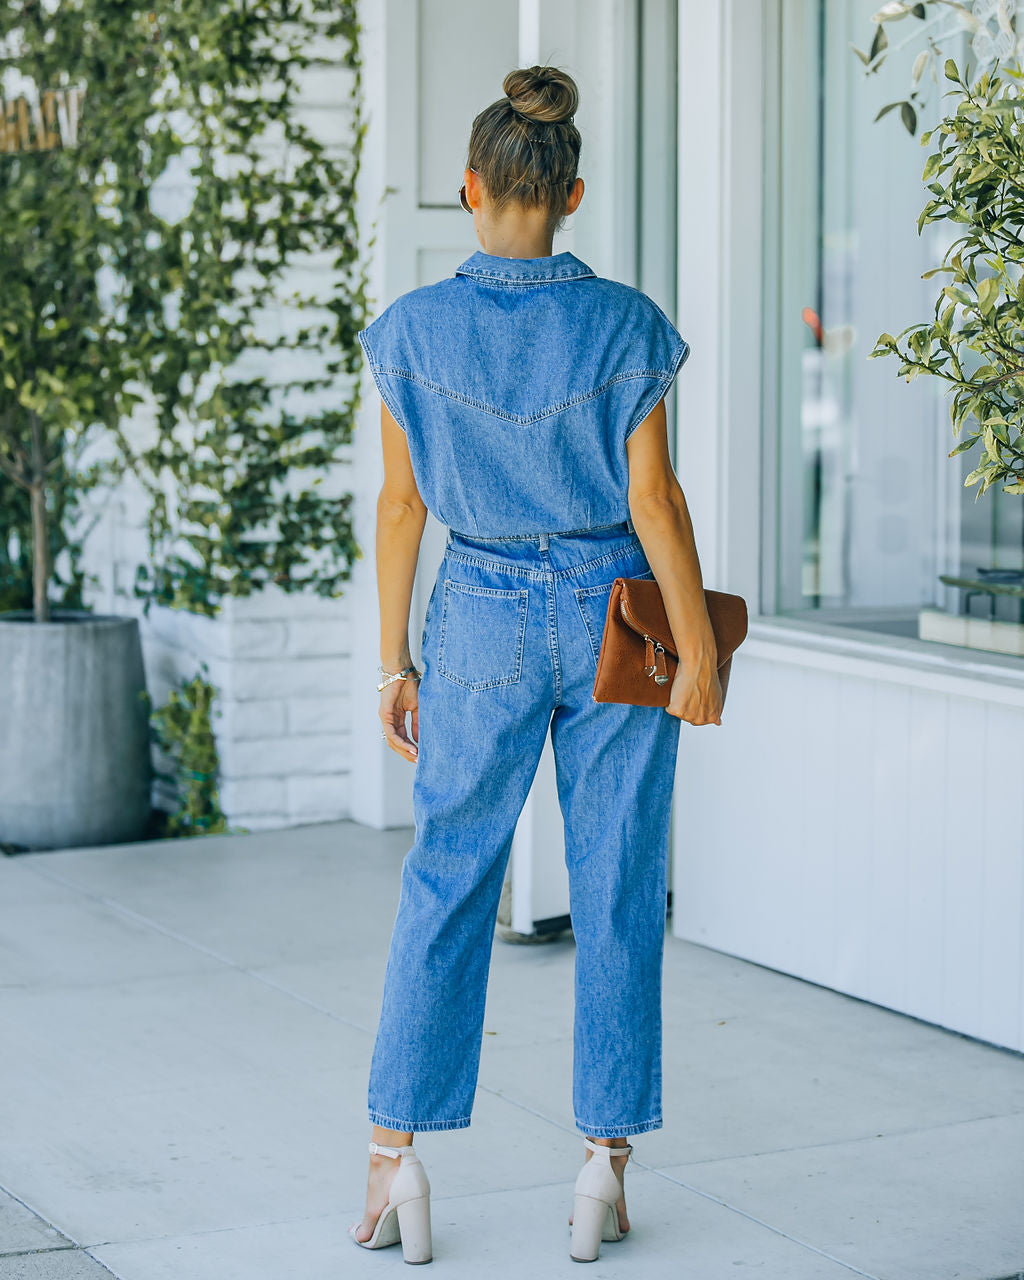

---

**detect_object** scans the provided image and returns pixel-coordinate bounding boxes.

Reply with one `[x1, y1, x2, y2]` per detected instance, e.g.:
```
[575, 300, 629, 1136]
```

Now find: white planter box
[919, 606, 1024, 658]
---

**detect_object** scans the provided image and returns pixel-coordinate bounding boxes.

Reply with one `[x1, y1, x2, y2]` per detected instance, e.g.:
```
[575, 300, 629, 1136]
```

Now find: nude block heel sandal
[570, 1137, 633, 1263]
[348, 1140, 433, 1265]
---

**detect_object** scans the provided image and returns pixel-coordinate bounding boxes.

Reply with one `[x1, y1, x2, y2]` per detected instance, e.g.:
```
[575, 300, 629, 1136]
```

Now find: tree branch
[0, 447, 31, 491]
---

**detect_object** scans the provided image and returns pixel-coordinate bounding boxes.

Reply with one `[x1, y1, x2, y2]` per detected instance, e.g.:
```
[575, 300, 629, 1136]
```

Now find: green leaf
[965, 162, 995, 184]
[943, 285, 973, 307]
[868, 331, 900, 358]
[983, 425, 1000, 457]
[976, 276, 1000, 314]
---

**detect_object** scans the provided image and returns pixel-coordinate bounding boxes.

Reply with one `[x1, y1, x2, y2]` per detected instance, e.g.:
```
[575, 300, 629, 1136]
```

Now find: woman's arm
[377, 400, 428, 760]
[625, 396, 723, 726]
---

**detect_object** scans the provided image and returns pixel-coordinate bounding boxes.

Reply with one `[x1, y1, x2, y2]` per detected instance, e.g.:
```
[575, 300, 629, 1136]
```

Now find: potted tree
[0, 60, 150, 849]
[0, 1, 366, 849]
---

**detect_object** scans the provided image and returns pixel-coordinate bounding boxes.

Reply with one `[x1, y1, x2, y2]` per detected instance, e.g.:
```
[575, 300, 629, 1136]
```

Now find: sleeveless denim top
[356, 249, 690, 537]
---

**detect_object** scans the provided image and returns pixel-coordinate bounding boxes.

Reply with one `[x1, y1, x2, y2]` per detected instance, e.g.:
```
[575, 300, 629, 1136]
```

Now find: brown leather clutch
[592, 577, 749, 708]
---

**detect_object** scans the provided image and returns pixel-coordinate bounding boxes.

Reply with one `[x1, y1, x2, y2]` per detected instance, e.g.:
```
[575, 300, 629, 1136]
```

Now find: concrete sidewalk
[0, 821, 1021, 1280]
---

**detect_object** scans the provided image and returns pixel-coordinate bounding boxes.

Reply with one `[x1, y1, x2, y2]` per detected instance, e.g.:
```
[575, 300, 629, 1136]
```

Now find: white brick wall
[288, 696, 347, 735]
[138, 590, 354, 831]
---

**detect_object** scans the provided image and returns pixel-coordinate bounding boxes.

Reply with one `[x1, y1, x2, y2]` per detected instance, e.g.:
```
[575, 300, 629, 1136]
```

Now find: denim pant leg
[550, 540, 683, 1138]
[367, 552, 554, 1132]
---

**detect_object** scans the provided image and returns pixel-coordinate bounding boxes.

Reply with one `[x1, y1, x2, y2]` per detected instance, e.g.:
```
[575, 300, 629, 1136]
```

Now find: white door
[354, 0, 682, 936]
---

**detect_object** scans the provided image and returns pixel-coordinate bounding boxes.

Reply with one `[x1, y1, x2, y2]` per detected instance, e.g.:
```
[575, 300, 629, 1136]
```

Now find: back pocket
[573, 568, 655, 667]
[437, 579, 529, 691]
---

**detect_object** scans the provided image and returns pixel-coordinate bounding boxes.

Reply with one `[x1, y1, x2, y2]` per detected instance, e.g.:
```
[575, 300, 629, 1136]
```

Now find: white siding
[673, 629, 1024, 1052]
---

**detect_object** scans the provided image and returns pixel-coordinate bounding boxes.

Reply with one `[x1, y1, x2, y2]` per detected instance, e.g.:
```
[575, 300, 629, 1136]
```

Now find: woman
[349, 64, 722, 1265]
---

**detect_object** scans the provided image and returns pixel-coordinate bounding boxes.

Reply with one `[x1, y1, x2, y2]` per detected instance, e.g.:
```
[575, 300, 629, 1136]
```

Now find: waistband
[446, 517, 634, 552]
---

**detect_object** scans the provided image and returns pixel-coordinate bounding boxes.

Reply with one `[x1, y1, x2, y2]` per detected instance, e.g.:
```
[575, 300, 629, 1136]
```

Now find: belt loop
[446, 528, 453, 547]
[538, 532, 549, 550]
[625, 515, 634, 534]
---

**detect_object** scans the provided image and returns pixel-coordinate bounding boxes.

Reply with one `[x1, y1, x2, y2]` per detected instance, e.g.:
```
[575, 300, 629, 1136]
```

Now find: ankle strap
[584, 1137, 632, 1159]
[369, 1141, 416, 1159]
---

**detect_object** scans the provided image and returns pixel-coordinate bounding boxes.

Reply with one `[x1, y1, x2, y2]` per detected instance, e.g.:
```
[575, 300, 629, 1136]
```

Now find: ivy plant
[0, 0, 368, 621]
[150, 670, 233, 838]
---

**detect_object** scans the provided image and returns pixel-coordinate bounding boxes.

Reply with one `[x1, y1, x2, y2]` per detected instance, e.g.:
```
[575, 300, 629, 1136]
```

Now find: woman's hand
[379, 674, 420, 763]
[665, 644, 723, 726]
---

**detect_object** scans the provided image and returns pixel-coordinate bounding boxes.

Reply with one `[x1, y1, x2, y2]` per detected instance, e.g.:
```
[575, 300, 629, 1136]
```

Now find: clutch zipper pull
[643, 634, 670, 684]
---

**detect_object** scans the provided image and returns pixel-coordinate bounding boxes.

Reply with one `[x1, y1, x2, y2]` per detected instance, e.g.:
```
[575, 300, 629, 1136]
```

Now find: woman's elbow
[377, 487, 427, 523]
[627, 479, 687, 522]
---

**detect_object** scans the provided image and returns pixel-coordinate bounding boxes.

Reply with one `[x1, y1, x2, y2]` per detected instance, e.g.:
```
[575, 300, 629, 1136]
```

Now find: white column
[348, 0, 418, 829]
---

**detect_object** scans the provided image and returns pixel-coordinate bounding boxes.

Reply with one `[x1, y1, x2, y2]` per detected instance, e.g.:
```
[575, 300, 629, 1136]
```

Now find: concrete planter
[0, 612, 152, 851]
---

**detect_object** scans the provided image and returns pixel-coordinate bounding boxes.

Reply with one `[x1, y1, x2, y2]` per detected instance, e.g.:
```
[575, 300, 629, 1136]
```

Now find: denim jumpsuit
[357, 249, 691, 1138]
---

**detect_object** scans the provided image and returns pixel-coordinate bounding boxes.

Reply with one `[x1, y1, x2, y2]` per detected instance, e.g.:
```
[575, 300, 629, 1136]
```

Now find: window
[763, 0, 1024, 650]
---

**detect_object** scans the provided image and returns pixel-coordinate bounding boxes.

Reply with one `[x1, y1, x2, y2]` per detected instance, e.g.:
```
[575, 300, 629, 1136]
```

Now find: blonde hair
[466, 65, 582, 227]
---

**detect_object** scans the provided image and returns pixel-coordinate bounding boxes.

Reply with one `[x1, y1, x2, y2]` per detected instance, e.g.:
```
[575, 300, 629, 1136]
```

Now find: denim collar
[454, 249, 596, 285]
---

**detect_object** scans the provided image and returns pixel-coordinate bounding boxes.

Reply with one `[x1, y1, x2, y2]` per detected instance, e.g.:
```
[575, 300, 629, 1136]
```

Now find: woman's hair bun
[503, 65, 578, 124]
[468, 64, 581, 219]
